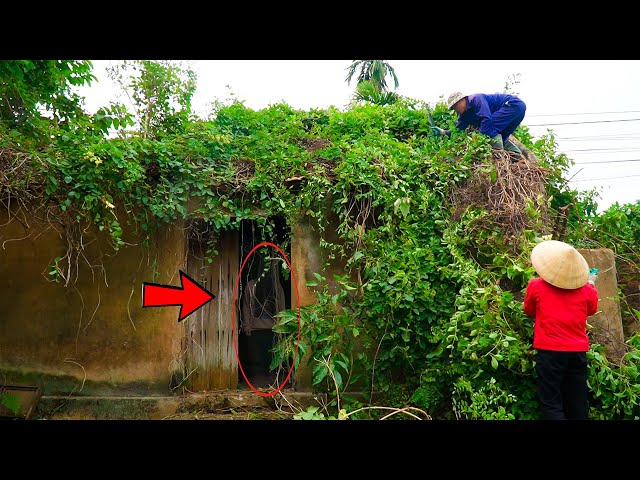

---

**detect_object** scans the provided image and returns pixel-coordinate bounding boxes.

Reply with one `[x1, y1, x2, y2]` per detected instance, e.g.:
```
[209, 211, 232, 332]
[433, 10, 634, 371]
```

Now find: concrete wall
[579, 248, 626, 364]
[290, 202, 358, 392]
[0, 197, 348, 396]
[290, 218, 322, 391]
[0, 206, 186, 395]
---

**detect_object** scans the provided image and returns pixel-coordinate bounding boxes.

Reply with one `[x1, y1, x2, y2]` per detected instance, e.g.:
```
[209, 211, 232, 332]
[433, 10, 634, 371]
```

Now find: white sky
[78, 60, 640, 212]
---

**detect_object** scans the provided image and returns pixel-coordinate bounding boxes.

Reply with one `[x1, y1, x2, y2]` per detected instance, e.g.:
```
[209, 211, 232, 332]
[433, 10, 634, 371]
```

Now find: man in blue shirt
[432, 92, 526, 155]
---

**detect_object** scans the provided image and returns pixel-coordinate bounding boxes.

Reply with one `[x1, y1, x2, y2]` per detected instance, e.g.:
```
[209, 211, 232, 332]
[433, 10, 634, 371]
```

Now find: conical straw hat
[530, 240, 589, 289]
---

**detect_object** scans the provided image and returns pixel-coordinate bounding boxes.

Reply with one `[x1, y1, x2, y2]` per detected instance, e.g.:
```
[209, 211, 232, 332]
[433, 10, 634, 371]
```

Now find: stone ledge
[35, 390, 329, 420]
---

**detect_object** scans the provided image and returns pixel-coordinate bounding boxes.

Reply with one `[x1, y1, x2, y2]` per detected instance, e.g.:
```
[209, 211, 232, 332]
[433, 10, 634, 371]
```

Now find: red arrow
[142, 270, 215, 322]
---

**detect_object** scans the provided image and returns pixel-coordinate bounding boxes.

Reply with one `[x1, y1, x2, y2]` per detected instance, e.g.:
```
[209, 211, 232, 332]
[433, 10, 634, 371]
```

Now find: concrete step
[34, 390, 328, 420]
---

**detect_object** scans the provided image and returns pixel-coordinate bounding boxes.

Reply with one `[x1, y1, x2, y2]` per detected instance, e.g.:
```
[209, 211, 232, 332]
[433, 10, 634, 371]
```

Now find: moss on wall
[0, 206, 186, 394]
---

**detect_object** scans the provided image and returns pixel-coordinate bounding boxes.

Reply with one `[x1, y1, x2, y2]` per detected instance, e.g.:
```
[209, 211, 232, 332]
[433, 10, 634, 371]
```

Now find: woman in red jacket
[523, 240, 599, 420]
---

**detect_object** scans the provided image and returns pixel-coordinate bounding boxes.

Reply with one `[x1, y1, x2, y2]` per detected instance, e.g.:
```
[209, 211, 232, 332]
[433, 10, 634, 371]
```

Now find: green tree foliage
[346, 60, 400, 106]
[345, 60, 399, 91]
[353, 80, 399, 106]
[0, 60, 95, 141]
[107, 60, 197, 139]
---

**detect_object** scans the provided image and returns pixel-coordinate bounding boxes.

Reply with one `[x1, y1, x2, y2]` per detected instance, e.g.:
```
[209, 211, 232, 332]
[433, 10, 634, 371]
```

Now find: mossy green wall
[0, 207, 186, 395]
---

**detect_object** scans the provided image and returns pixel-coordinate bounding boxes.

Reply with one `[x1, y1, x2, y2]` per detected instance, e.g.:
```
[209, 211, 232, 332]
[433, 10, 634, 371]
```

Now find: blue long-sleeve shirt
[452, 93, 520, 138]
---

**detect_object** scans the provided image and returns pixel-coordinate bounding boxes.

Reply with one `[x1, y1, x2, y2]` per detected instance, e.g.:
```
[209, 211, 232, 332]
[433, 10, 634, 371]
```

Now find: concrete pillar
[579, 248, 626, 364]
[290, 218, 323, 391]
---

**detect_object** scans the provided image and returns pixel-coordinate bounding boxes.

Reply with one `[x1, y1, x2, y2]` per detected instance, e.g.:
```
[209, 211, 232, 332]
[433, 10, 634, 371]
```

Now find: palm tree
[352, 80, 399, 106]
[345, 60, 399, 92]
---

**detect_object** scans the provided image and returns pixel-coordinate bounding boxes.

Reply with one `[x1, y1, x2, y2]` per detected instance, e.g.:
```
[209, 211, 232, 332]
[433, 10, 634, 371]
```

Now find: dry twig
[449, 153, 551, 243]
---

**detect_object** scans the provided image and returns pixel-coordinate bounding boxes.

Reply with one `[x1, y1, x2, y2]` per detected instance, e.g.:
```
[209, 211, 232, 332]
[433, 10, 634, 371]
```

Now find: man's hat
[447, 91, 467, 109]
[530, 240, 589, 289]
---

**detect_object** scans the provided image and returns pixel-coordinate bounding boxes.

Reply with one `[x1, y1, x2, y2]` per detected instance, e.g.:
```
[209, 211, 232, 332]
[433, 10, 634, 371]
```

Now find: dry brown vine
[449, 151, 552, 241]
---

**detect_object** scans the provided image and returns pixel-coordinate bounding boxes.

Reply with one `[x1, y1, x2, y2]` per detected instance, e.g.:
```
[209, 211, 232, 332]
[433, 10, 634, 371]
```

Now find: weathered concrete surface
[0, 205, 186, 394]
[290, 200, 362, 392]
[36, 395, 182, 420]
[35, 390, 327, 419]
[618, 261, 640, 339]
[578, 248, 626, 364]
[1, 195, 364, 397]
[290, 218, 323, 391]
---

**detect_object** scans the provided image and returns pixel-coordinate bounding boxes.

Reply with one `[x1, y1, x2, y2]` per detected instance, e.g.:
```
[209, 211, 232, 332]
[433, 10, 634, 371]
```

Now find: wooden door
[183, 229, 239, 391]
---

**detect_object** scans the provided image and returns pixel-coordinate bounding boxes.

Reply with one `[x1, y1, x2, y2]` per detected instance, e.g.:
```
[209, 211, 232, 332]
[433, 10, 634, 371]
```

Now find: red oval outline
[232, 241, 301, 397]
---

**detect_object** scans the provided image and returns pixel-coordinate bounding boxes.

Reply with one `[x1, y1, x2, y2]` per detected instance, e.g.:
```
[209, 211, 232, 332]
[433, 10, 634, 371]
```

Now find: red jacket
[523, 277, 599, 352]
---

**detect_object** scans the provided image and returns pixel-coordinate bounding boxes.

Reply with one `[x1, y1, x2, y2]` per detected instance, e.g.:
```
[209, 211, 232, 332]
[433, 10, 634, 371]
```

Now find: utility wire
[528, 110, 640, 117]
[569, 174, 640, 182]
[573, 158, 640, 164]
[563, 147, 640, 153]
[528, 118, 640, 126]
[558, 134, 640, 140]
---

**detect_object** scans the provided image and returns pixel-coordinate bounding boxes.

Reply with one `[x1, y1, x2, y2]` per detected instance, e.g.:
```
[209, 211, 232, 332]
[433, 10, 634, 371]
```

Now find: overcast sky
[78, 60, 640, 212]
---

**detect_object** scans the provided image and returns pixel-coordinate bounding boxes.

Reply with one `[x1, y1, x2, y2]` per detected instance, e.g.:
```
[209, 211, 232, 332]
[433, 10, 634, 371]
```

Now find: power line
[528, 110, 640, 117]
[528, 118, 640, 127]
[563, 147, 640, 153]
[558, 133, 640, 140]
[574, 158, 640, 164]
[569, 174, 640, 182]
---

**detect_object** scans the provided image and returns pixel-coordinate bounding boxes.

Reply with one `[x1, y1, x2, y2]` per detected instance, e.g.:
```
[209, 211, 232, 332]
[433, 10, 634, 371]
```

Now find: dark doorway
[237, 217, 292, 389]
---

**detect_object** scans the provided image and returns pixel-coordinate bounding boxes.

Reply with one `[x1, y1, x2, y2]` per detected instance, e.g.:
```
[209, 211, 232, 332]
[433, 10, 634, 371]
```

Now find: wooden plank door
[183, 229, 239, 391]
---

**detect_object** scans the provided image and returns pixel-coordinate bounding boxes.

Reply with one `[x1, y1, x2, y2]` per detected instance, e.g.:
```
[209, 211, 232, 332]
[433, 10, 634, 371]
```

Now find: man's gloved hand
[588, 268, 599, 285]
[489, 134, 504, 149]
[431, 126, 445, 136]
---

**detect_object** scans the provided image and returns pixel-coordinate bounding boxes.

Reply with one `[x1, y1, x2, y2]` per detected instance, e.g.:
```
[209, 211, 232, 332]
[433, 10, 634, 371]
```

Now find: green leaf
[399, 202, 410, 218]
[1, 393, 21, 416]
[312, 363, 328, 385]
[333, 370, 343, 390]
[491, 356, 498, 369]
[335, 359, 348, 371]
